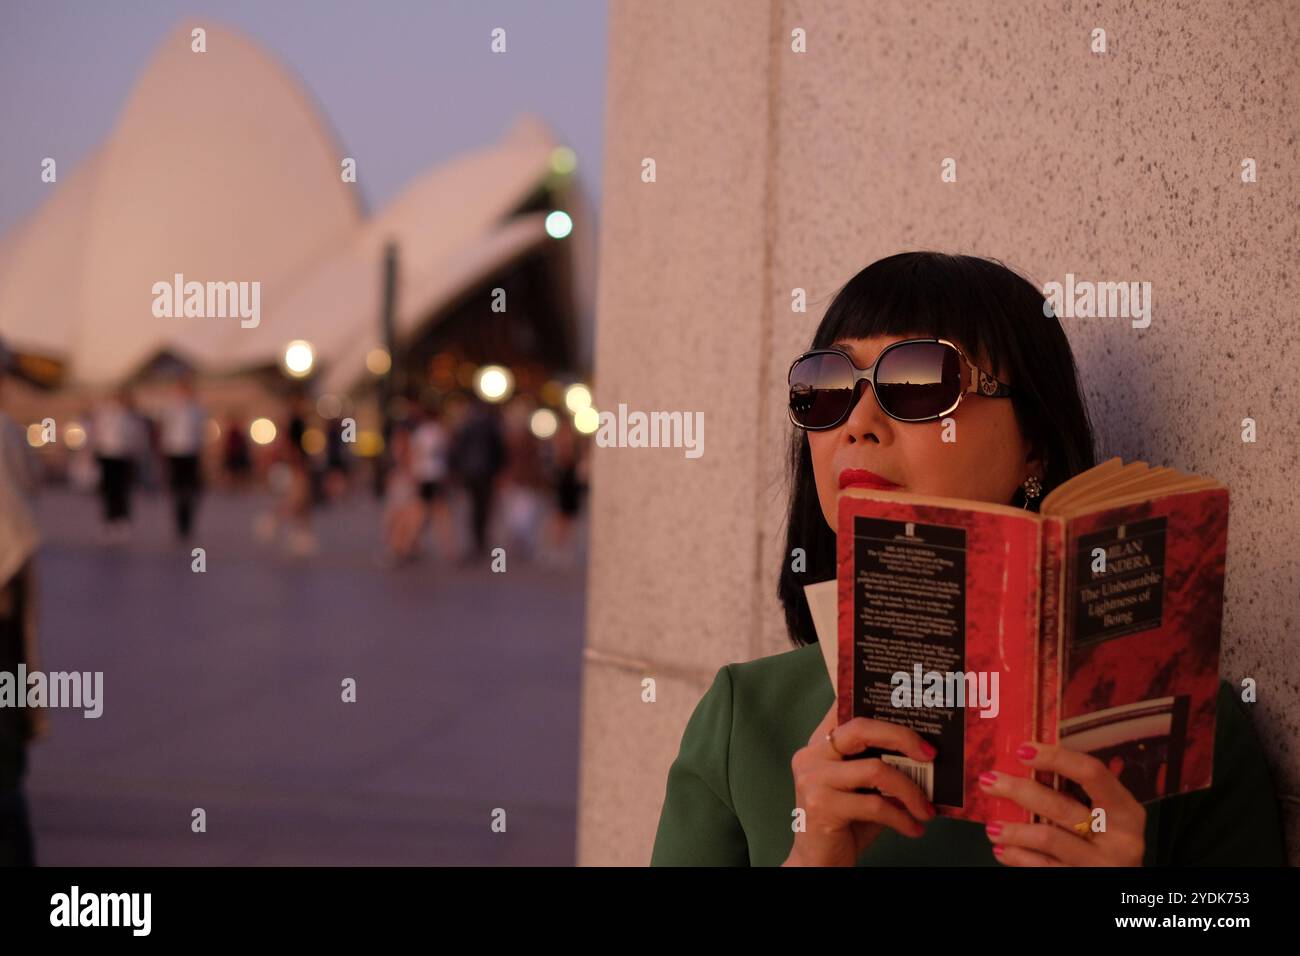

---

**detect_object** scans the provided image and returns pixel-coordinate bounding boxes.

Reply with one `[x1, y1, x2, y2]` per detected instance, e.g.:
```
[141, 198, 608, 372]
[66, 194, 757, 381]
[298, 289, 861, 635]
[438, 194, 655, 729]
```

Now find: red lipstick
[839, 468, 902, 491]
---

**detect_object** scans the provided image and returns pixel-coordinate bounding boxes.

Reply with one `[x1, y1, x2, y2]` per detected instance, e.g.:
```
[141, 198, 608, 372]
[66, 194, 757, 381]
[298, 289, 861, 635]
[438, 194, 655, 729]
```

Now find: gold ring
[1072, 819, 1092, 838]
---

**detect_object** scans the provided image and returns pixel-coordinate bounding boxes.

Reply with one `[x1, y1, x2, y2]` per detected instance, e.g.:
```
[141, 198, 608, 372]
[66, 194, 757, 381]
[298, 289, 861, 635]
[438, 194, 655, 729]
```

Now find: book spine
[836, 495, 856, 729]
[1034, 516, 1066, 806]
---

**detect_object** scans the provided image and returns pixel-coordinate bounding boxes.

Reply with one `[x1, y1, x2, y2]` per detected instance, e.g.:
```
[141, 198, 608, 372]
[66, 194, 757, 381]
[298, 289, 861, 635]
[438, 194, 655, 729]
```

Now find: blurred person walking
[381, 422, 424, 564]
[543, 417, 589, 568]
[67, 406, 99, 493]
[254, 404, 317, 556]
[91, 388, 146, 541]
[323, 416, 352, 501]
[448, 398, 506, 563]
[136, 410, 162, 493]
[281, 394, 317, 554]
[159, 374, 207, 540]
[409, 402, 456, 560]
[222, 415, 252, 489]
[499, 405, 547, 562]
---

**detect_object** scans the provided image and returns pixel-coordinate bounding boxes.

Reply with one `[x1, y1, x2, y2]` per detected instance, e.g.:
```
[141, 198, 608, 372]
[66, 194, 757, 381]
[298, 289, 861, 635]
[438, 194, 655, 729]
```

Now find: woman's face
[806, 334, 1045, 531]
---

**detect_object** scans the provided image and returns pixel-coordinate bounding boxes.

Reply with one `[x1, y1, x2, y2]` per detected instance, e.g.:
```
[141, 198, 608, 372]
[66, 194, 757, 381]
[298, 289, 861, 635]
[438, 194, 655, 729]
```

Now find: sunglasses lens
[874, 342, 963, 420]
[789, 352, 856, 428]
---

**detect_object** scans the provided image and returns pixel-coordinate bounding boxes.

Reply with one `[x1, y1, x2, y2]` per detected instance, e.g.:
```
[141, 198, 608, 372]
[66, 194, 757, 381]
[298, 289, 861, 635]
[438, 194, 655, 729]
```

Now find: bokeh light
[545, 210, 573, 239]
[365, 347, 392, 376]
[301, 427, 326, 455]
[564, 383, 592, 413]
[530, 408, 559, 439]
[354, 430, 384, 457]
[550, 146, 577, 175]
[574, 406, 599, 434]
[283, 340, 315, 378]
[473, 364, 514, 403]
[249, 418, 277, 445]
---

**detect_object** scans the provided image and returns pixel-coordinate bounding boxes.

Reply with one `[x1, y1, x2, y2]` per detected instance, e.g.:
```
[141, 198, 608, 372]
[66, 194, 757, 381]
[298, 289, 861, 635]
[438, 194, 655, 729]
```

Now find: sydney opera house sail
[0, 22, 584, 390]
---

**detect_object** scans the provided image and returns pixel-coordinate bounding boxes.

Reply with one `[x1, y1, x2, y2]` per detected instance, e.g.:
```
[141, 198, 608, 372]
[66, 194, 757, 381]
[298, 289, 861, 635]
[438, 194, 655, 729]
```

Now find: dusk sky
[0, 0, 609, 237]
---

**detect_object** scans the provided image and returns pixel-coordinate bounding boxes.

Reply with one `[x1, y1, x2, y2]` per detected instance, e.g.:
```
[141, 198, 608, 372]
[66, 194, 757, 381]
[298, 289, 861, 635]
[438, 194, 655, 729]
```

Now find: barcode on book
[881, 755, 935, 801]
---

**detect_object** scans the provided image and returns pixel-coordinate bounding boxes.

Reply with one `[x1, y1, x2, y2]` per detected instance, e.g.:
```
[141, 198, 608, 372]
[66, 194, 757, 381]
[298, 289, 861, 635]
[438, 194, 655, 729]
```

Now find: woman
[651, 252, 1285, 867]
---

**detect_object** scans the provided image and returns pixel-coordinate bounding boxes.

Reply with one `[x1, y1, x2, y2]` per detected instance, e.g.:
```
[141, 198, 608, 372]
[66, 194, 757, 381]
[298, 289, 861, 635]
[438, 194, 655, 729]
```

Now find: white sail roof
[0, 22, 563, 387]
[220, 114, 561, 377]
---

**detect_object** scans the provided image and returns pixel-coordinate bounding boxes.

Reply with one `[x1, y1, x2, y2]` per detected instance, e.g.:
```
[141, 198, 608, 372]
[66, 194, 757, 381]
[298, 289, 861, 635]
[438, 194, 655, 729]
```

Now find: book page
[803, 578, 839, 694]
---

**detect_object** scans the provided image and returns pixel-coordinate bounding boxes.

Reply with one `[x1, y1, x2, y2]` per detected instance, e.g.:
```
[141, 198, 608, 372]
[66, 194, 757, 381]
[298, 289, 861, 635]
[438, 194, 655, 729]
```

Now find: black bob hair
[777, 251, 1097, 648]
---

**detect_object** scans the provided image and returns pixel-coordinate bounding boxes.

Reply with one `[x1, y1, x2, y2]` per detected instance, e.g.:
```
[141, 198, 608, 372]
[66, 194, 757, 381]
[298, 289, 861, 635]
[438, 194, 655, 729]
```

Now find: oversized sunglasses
[787, 337, 1013, 429]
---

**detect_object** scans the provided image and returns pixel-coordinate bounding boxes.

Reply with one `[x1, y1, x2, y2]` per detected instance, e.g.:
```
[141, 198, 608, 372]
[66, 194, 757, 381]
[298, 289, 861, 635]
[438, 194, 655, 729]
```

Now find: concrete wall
[577, 0, 1299, 865]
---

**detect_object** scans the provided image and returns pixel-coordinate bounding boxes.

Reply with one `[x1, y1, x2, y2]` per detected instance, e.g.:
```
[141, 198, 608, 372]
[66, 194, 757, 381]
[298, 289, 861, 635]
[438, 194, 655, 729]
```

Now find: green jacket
[651, 642, 1286, 866]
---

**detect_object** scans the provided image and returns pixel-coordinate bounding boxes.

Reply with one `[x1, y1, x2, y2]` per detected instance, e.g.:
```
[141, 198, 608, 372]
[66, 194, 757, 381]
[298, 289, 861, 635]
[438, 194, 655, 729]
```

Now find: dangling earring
[1021, 475, 1043, 509]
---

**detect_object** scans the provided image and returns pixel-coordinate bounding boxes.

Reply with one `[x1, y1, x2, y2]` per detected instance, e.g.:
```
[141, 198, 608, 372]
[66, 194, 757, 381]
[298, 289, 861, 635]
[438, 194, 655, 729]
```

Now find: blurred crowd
[8, 370, 591, 569]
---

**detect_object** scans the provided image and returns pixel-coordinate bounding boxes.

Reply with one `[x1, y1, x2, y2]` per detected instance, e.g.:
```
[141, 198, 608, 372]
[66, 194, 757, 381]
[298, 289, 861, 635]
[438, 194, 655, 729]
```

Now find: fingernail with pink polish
[993, 845, 1005, 859]
[985, 821, 1003, 838]
[1015, 744, 1038, 760]
[978, 771, 998, 788]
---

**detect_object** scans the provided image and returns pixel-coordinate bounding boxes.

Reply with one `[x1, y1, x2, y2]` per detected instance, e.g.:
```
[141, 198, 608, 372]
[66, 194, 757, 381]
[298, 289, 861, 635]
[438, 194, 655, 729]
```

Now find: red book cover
[1048, 490, 1227, 806]
[836, 491, 1042, 824]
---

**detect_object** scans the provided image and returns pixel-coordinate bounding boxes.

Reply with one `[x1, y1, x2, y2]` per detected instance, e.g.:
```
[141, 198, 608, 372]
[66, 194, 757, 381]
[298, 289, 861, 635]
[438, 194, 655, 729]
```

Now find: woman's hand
[783, 701, 938, 867]
[980, 742, 1146, 866]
